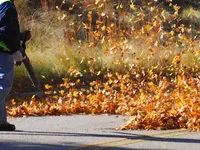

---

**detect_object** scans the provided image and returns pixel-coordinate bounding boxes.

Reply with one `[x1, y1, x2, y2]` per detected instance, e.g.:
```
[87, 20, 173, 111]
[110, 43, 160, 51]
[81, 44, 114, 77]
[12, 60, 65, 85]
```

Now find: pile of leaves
[7, 67, 200, 131]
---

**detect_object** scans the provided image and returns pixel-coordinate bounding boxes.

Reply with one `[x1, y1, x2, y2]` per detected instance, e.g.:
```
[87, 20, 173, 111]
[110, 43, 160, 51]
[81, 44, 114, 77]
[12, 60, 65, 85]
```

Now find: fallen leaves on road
[7, 69, 200, 131]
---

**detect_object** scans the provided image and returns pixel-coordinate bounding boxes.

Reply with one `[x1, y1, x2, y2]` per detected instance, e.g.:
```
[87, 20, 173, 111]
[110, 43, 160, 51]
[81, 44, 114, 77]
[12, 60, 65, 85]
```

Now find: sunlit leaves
[7, 69, 200, 131]
[172, 54, 181, 66]
[44, 84, 53, 90]
[9, 0, 200, 131]
[130, 3, 135, 10]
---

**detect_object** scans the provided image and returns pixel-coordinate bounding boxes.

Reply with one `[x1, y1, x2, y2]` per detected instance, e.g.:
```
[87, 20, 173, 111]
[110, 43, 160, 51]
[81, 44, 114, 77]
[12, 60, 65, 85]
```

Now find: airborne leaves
[10, 0, 200, 131]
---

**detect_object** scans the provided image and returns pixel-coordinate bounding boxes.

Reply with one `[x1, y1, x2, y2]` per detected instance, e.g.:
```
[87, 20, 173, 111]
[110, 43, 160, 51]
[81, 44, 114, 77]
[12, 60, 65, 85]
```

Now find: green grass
[182, 7, 200, 24]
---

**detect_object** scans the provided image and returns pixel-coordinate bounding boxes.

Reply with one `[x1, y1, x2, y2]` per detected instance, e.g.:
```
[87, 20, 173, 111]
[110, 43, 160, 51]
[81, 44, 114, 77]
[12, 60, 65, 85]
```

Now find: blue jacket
[0, 0, 20, 54]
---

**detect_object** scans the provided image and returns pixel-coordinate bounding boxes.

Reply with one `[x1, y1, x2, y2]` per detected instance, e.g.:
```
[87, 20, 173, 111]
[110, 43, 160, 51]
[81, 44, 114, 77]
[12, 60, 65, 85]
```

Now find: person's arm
[6, 3, 20, 53]
[0, 1, 20, 53]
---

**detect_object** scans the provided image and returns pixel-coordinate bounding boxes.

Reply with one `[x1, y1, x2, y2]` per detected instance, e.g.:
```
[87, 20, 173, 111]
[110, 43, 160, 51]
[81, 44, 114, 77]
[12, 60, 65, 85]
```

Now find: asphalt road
[0, 115, 200, 150]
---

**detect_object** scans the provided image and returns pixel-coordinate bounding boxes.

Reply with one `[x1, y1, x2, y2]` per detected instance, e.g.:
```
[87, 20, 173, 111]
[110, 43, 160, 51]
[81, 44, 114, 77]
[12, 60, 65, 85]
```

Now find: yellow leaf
[11, 99, 16, 105]
[130, 3, 135, 9]
[95, 0, 101, 5]
[31, 95, 36, 99]
[69, 22, 74, 26]
[45, 84, 52, 90]
[73, 91, 79, 97]
[97, 71, 101, 76]
[150, 7, 155, 12]
[170, 31, 175, 36]
[42, 75, 46, 79]
[145, 25, 153, 32]
[88, 60, 91, 65]
[60, 90, 65, 95]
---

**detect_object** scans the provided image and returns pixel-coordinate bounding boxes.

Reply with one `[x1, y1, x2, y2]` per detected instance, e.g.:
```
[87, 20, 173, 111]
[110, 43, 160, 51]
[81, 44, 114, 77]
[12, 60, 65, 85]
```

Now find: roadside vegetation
[9, 0, 200, 131]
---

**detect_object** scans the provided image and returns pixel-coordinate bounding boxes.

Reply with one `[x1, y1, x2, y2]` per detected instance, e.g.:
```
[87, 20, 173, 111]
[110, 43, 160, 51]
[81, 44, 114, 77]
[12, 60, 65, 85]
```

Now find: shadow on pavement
[111, 131, 200, 143]
[1, 130, 200, 144]
[0, 141, 168, 150]
[1, 142, 69, 150]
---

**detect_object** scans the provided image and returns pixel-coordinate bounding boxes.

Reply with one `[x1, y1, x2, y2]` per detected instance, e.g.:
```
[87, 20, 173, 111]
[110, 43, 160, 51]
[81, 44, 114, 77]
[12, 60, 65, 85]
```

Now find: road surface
[0, 115, 200, 150]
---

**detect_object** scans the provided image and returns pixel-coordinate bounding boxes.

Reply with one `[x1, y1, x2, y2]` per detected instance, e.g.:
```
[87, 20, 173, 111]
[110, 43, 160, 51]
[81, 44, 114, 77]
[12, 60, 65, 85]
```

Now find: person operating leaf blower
[0, 0, 31, 131]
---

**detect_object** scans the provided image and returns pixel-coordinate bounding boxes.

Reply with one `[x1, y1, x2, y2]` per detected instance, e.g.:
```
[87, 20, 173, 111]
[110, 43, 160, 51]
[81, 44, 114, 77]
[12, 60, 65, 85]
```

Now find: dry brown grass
[14, 0, 200, 85]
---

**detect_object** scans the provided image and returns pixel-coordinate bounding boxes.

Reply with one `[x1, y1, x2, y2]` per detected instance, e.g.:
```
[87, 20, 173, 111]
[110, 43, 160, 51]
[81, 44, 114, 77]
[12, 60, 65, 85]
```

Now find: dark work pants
[0, 53, 14, 123]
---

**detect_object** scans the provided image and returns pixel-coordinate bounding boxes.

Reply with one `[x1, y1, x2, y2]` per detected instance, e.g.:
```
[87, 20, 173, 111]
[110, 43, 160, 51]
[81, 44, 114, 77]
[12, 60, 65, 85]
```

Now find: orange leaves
[8, 1, 200, 132]
[172, 54, 181, 67]
[11, 99, 16, 105]
[7, 69, 200, 131]
[44, 84, 53, 90]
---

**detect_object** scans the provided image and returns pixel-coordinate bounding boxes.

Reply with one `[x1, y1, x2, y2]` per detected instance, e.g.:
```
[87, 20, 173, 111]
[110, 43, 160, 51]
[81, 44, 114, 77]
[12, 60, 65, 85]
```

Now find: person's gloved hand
[13, 51, 25, 66]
